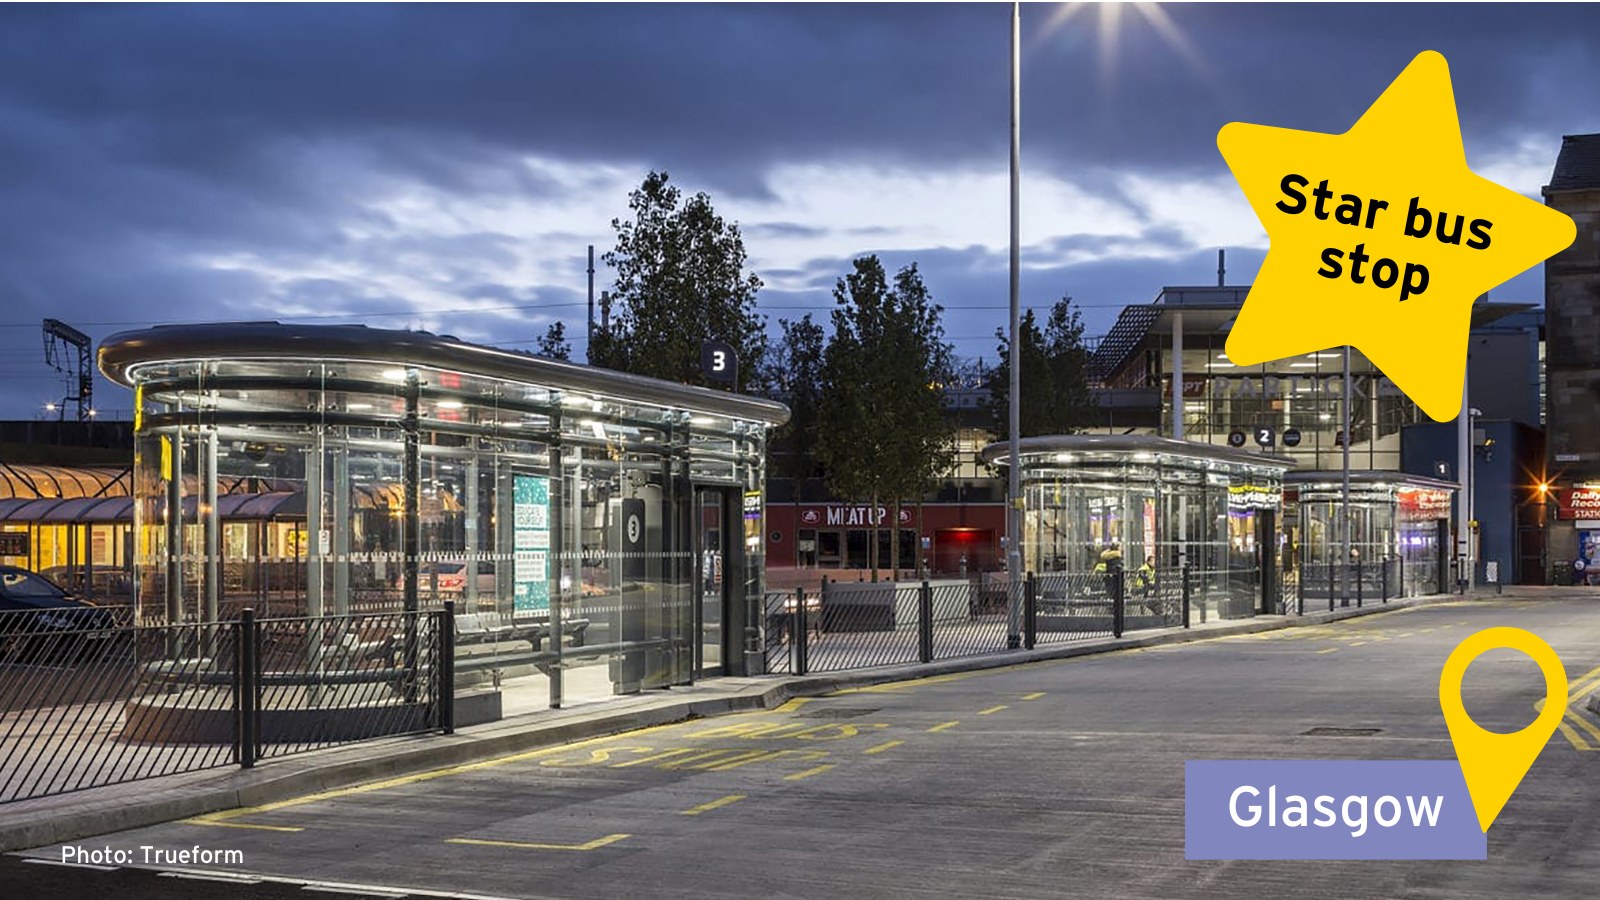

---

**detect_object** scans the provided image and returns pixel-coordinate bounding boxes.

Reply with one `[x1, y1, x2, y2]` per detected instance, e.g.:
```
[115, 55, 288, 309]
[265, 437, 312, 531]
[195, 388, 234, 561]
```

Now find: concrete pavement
[6, 588, 1600, 898]
[0, 587, 1484, 854]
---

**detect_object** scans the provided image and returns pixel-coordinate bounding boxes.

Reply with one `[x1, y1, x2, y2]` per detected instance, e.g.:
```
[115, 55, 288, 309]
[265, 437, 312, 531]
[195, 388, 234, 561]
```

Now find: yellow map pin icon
[1438, 627, 1567, 831]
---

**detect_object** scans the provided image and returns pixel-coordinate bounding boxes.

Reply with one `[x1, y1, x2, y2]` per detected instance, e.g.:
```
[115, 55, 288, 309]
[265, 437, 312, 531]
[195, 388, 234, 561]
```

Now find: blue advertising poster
[513, 475, 551, 617]
[1579, 530, 1599, 587]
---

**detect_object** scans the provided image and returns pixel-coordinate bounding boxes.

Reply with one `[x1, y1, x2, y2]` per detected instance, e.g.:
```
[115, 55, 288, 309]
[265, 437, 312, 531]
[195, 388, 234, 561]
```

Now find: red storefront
[1555, 487, 1600, 521]
[765, 502, 1005, 576]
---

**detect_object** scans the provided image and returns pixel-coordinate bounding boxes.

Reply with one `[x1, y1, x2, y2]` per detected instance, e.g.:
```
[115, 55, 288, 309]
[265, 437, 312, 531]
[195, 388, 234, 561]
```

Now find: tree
[988, 293, 1096, 439]
[589, 171, 767, 391]
[816, 256, 954, 580]
[815, 258, 889, 567]
[767, 314, 826, 486]
[536, 321, 571, 360]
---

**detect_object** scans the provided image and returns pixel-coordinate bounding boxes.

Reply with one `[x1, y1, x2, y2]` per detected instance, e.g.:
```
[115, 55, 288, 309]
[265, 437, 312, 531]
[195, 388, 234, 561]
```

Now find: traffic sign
[701, 340, 738, 384]
[1282, 427, 1302, 448]
[1254, 426, 1275, 447]
[1227, 430, 1247, 448]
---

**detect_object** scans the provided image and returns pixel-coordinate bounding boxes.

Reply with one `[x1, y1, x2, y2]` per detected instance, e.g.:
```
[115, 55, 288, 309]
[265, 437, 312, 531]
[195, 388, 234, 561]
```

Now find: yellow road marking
[704, 750, 781, 771]
[772, 697, 815, 713]
[447, 833, 630, 852]
[927, 721, 960, 733]
[863, 740, 904, 755]
[978, 705, 1008, 715]
[1555, 719, 1596, 752]
[682, 794, 746, 816]
[610, 748, 702, 768]
[658, 750, 750, 770]
[184, 819, 304, 833]
[1021, 692, 1045, 700]
[785, 764, 837, 781]
[1348, 641, 1368, 647]
[704, 748, 829, 770]
[1535, 668, 1600, 752]
[1565, 665, 1600, 702]
[835, 671, 982, 694]
[1316, 647, 1341, 654]
[1567, 710, 1600, 745]
[181, 719, 688, 827]
[687, 749, 770, 770]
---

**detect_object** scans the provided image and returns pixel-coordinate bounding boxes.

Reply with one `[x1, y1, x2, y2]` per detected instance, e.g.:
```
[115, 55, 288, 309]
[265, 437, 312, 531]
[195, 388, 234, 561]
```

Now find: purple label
[1185, 760, 1486, 860]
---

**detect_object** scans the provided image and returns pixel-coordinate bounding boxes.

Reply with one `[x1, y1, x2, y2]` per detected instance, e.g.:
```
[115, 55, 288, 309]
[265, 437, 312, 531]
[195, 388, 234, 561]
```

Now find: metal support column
[496, 455, 515, 620]
[1024, 572, 1037, 650]
[1341, 344, 1352, 607]
[1182, 565, 1191, 628]
[306, 432, 324, 620]
[164, 432, 184, 627]
[402, 371, 421, 703]
[1003, 0, 1024, 651]
[236, 608, 258, 769]
[918, 580, 933, 663]
[549, 436, 565, 709]
[203, 427, 220, 628]
[1173, 312, 1185, 440]
[333, 437, 350, 616]
[439, 599, 456, 734]
[794, 586, 809, 676]
[464, 452, 479, 613]
[305, 426, 324, 703]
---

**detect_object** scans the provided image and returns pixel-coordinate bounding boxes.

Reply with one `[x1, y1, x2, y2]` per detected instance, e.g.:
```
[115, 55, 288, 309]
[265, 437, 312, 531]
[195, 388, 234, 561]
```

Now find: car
[0, 565, 122, 662]
[390, 560, 497, 596]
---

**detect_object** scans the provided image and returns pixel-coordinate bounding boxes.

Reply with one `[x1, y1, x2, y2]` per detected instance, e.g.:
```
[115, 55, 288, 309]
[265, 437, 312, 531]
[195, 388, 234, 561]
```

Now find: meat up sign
[1557, 487, 1600, 521]
[796, 505, 916, 528]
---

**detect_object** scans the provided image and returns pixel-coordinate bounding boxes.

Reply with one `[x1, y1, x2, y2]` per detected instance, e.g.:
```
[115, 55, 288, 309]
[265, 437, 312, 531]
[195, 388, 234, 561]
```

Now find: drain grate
[798, 708, 881, 719]
[1301, 726, 1383, 737]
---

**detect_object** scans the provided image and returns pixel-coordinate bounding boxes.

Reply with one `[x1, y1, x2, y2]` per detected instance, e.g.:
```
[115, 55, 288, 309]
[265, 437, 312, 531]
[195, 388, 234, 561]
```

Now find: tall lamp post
[1005, 0, 1024, 647]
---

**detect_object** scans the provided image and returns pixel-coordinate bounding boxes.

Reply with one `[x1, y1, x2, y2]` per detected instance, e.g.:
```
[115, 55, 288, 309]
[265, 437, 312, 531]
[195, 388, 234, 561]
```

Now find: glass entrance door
[695, 489, 727, 677]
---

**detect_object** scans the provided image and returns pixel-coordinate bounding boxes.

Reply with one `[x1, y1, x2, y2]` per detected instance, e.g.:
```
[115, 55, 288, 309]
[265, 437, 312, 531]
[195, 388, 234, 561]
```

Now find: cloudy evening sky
[2, 2, 1597, 419]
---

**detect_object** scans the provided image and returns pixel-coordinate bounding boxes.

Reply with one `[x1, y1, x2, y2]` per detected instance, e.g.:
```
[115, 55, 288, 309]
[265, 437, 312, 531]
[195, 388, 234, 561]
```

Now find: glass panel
[124, 345, 770, 711]
[697, 489, 725, 676]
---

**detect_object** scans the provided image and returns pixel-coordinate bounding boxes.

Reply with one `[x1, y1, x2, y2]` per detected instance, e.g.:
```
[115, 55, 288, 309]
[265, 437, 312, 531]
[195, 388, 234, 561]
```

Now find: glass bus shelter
[98, 322, 789, 708]
[1283, 470, 1455, 602]
[984, 435, 1294, 623]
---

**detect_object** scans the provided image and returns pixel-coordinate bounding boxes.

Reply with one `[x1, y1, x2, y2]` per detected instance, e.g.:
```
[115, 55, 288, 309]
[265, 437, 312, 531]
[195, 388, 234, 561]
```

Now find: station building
[1543, 133, 1600, 584]
[93, 322, 788, 705]
[1091, 285, 1538, 586]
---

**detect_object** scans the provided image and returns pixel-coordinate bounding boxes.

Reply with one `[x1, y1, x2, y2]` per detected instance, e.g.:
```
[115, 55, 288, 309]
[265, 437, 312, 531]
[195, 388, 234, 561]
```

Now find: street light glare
[1097, 3, 1124, 87]
[1034, 3, 1222, 103]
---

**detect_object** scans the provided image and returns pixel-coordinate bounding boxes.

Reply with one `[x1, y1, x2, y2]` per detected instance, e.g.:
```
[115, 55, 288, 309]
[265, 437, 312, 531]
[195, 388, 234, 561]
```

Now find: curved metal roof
[99, 322, 790, 427]
[1285, 470, 1458, 491]
[982, 434, 1296, 471]
[0, 464, 131, 500]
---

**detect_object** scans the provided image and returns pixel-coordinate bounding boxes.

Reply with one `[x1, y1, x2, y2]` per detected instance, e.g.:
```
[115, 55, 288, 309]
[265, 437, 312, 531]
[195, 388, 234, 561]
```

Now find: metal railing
[0, 605, 451, 804]
[764, 566, 1265, 675]
[1290, 557, 1418, 614]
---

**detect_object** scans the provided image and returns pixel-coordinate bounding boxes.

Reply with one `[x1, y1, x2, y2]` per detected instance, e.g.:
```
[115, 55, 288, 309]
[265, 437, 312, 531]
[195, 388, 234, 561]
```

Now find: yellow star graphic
[1217, 50, 1575, 421]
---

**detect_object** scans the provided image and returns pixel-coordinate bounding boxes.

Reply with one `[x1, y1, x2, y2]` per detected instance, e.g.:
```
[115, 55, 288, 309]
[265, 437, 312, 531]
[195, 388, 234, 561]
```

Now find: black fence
[0, 606, 449, 804]
[765, 566, 1273, 676]
[1291, 558, 1410, 614]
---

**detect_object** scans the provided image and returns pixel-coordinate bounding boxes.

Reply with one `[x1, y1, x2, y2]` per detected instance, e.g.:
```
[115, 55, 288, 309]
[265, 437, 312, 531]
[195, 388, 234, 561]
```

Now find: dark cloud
[744, 222, 831, 240]
[0, 3, 1586, 416]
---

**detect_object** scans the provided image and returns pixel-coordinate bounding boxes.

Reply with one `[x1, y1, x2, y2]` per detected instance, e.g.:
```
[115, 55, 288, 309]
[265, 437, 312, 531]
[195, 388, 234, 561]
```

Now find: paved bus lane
[12, 594, 1600, 900]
